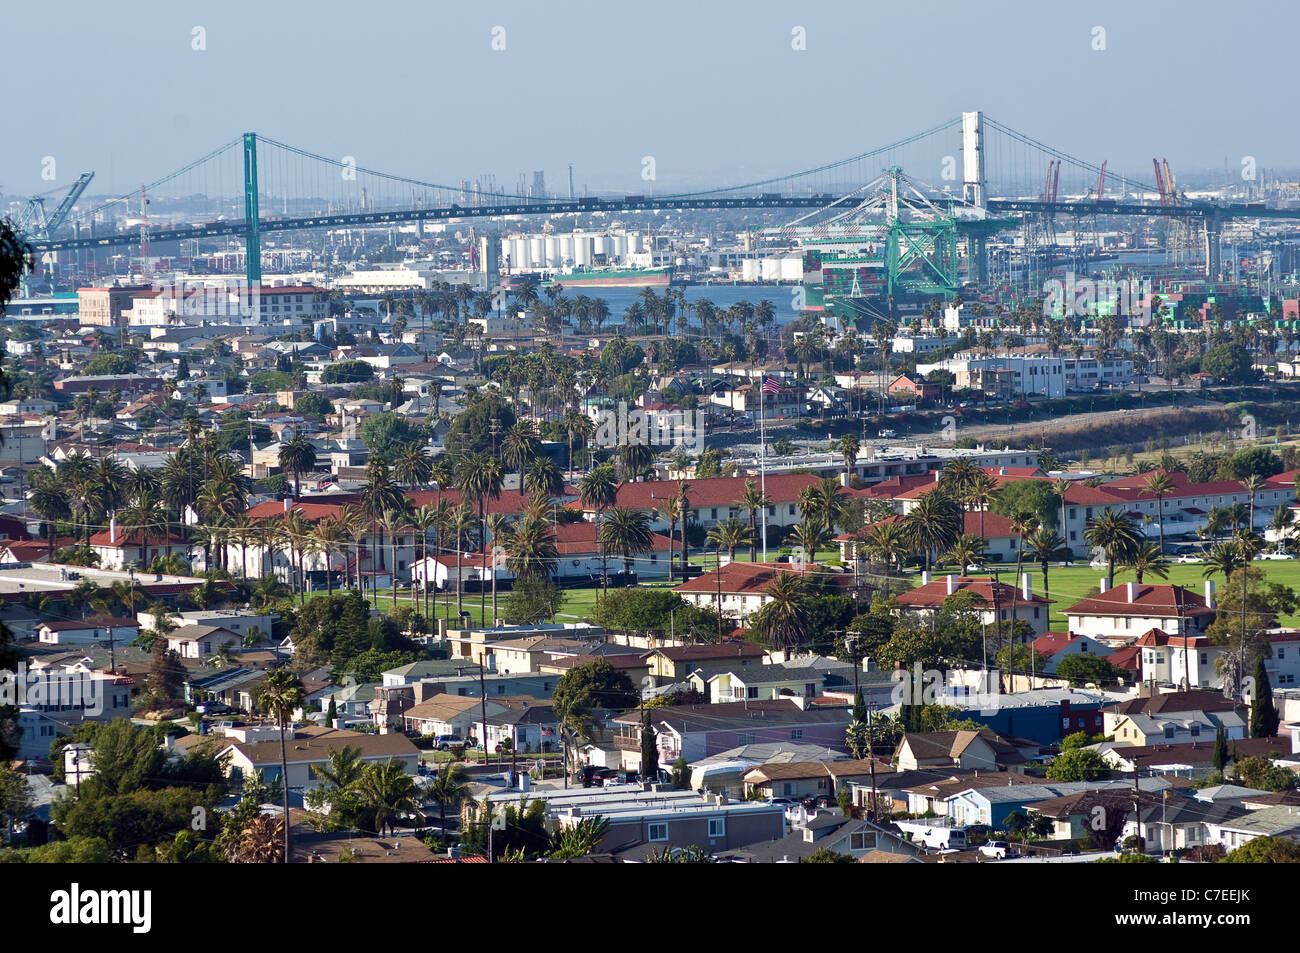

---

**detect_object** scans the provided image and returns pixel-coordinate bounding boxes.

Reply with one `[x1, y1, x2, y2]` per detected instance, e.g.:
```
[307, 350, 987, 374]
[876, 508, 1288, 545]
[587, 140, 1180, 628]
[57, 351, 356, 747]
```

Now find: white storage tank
[611, 234, 627, 260]
[558, 234, 574, 262]
[529, 237, 544, 266]
[574, 236, 593, 267]
[626, 232, 642, 254]
[780, 257, 803, 282]
[511, 237, 529, 270]
[761, 258, 781, 281]
[742, 258, 761, 281]
[544, 236, 559, 268]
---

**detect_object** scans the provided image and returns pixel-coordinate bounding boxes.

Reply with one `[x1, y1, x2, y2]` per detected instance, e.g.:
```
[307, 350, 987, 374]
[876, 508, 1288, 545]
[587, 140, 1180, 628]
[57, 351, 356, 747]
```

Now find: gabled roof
[1065, 584, 1213, 618]
[598, 474, 823, 511]
[895, 575, 1052, 609]
[673, 562, 853, 597]
[1109, 690, 1241, 716]
[646, 641, 767, 663]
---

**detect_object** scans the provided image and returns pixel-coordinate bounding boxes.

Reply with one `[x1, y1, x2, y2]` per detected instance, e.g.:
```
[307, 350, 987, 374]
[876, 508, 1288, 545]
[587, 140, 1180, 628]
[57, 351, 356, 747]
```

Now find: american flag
[762, 376, 781, 394]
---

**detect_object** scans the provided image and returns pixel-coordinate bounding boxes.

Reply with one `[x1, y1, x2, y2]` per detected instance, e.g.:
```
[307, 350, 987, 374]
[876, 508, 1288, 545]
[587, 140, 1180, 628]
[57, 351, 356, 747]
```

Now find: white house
[1064, 581, 1217, 647]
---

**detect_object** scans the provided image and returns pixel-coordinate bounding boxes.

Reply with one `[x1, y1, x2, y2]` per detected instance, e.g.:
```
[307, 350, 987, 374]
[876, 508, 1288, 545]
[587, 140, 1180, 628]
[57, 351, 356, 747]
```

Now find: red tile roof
[1030, 631, 1077, 655]
[1103, 645, 1141, 671]
[598, 474, 823, 511]
[673, 561, 854, 596]
[1065, 584, 1214, 619]
[895, 575, 1052, 608]
[837, 510, 1019, 543]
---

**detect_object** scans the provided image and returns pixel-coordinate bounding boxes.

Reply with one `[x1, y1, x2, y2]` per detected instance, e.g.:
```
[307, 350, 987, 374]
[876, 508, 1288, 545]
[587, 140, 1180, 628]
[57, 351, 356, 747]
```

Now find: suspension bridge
[19, 111, 1299, 287]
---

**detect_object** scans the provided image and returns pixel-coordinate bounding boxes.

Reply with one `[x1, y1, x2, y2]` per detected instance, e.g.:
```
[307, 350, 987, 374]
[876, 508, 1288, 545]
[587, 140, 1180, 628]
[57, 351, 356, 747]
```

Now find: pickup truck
[979, 840, 1010, 859]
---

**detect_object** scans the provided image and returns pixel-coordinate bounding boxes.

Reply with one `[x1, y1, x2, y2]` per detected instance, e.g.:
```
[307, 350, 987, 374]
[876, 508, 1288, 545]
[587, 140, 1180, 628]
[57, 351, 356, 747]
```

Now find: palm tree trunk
[278, 717, 291, 863]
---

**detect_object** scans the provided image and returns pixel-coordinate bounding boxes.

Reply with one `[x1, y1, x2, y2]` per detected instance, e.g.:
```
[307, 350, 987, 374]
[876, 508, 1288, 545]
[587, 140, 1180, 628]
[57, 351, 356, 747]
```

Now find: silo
[593, 235, 609, 257]
[625, 232, 642, 254]
[529, 236, 544, 268]
[742, 259, 761, 281]
[544, 236, 559, 268]
[574, 236, 593, 267]
[558, 234, 574, 264]
[761, 258, 780, 281]
[512, 237, 530, 270]
[781, 257, 803, 282]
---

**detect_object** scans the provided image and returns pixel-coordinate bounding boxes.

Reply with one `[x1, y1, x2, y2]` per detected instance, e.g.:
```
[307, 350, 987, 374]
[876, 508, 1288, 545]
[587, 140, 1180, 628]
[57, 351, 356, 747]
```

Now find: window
[739, 733, 755, 745]
[790, 729, 803, 740]
[648, 823, 668, 842]
[1164, 725, 1175, 739]
[1191, 724, 1201, 737]
[850, 831, 876, 850]
[708, 817, 725, 838]
[746, 686, 759, 699]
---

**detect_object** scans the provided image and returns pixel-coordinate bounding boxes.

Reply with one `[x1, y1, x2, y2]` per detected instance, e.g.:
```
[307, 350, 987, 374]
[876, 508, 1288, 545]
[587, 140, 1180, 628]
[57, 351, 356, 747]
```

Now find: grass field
[308, 554, 1300, 635]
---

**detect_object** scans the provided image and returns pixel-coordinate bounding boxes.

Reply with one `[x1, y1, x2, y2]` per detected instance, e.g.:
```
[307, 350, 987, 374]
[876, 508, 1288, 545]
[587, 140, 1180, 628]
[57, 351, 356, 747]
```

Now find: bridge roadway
[30, 194, 1300, 255]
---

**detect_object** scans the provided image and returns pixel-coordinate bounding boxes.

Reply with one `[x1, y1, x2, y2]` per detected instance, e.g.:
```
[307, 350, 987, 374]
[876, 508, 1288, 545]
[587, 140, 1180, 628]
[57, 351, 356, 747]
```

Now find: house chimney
[109, 516, 117, 544]
[1099, 577, 1108, 594]
[1205, 579, 1216, 610]
[1022, 573, 1032, 601]
[1126, 581, 1138, 603]
[946, 574, 957, 596]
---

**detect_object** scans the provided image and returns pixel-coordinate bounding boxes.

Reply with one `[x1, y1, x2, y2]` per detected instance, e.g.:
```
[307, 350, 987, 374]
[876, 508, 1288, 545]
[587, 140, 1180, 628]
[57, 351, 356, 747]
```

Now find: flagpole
[760, 379, 768, 562]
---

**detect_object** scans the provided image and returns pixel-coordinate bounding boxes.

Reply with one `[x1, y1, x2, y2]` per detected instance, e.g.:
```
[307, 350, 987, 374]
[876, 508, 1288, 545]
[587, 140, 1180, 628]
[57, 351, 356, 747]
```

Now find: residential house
[893, 574, 1054, 639]
[1063, 581, 1217, 647]
[674, 562, 855, 626]
[218, 726, 419, 792]
[641, 641, 768, 687]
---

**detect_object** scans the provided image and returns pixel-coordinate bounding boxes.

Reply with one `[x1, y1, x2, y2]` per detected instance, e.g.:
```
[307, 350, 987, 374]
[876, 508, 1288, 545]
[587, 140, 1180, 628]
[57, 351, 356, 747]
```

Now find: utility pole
[479, 660, 489, 768]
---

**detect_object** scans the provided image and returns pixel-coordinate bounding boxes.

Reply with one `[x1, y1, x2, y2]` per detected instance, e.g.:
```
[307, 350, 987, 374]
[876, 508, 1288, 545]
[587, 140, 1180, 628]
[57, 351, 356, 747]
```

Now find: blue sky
[2, 0, 1294, 197]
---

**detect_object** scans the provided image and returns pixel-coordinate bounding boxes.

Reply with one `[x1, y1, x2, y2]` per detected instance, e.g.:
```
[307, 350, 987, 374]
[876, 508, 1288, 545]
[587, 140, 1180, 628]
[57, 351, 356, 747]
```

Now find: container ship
[544, 266, 672, 289]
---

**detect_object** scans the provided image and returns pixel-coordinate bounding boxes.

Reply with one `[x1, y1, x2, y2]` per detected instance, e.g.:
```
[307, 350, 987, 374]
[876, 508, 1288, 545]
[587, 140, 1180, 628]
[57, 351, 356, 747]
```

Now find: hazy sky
[3, 0, 1296, 199]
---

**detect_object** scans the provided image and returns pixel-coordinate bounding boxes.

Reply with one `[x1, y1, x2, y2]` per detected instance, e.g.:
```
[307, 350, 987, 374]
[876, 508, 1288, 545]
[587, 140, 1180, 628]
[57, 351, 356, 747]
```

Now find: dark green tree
[640, 708, 659, 781]
[1250, 654, 1280, 738]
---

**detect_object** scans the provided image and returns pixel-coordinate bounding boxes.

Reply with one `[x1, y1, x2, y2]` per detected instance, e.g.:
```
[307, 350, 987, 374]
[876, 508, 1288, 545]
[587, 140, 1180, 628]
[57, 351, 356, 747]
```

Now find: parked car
[979, 840, 1010, 859]
[433, 735, 467, 750]
[878, 428, 898, 438]
[1258, 552, 1295, 561]
[1174, 554, 1205, 564]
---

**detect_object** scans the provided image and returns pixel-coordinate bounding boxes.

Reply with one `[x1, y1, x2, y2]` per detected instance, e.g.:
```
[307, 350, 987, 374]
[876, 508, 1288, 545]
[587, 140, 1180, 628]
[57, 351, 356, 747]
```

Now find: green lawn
[920, 559, 1300, 631]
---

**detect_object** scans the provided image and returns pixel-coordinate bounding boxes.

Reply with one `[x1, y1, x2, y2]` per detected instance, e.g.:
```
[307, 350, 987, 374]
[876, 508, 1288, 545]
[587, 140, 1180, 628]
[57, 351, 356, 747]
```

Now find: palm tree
[410, 505, 439, 617]
[787, 520, 832, 564]
[1242, 474, 1267, 538]
[426, 761, 473, 832]
[1053, 477, 1073, 557]
[501, 421, 542, 490]
[664, 496, 681, 581]
[505, 515, 557, 583]
[352, 758, 418, 837]
[257, 668, 303, 863]
[457, 454, 504, 624]
[1083, 508, 1142, 589]
[674, 480, 692, 577]
[278, 436, 317, 499]
[380, 506, 412, 610]
[577, 464, 618, 594]
[485, 511, 513, 620]
[864, 520, 907, 576]
[1024, 527, 1066, 597]
[750, 571, 810, 650]
[838, 433, 860, 481]
[706, 519, 755, 563]
[28, 473, 71, 560]
[394, 442, 433, 490]
[944, 534, 987, 574]
[1143, 470, 1177, 555]
[901, 490, 962, 574]
[548, 816, 612, 859]
[524, 457, 565, 500]
[1126, 540, 1171, 583]
[599, 507, 654, 579]
[739, 479, 769, 562]
[965, 472, 998, 541]
[448, 504, 476, 622]
[563, 410, 595, 478]
[312, 516, 347, 597]
[1270, 504, 1295, 554]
